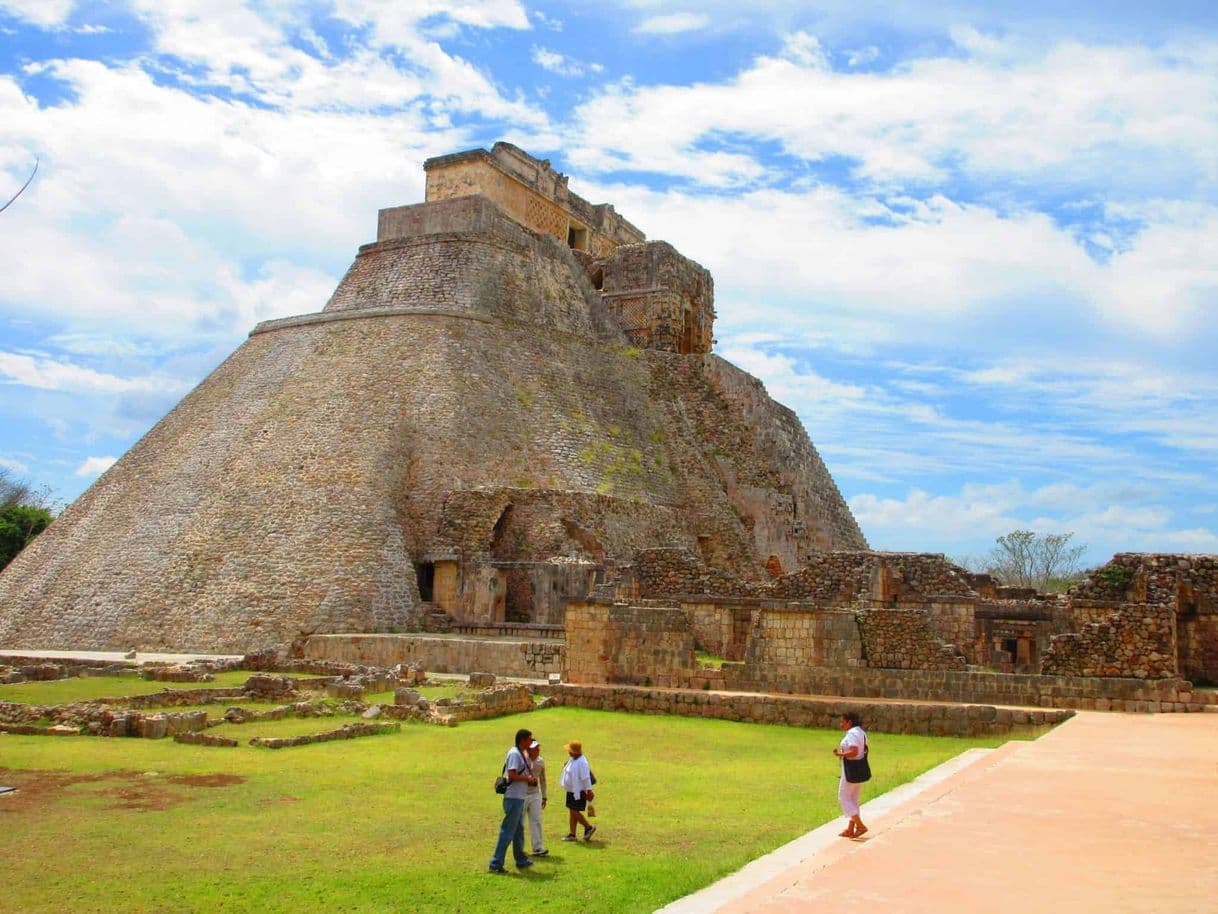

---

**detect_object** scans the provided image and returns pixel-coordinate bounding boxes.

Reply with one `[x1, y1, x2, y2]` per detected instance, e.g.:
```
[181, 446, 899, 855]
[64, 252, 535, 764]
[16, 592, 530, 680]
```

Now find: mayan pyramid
[0, 143, 867, 652]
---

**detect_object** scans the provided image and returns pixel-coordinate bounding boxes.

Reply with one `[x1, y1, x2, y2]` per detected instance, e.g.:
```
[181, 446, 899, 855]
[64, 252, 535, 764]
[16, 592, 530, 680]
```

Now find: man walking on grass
[489, 728, 539, 873]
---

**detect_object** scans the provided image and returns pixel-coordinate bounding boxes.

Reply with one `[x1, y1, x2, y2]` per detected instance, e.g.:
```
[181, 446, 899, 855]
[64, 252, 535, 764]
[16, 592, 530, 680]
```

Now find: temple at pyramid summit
[0, 143, 868, 653]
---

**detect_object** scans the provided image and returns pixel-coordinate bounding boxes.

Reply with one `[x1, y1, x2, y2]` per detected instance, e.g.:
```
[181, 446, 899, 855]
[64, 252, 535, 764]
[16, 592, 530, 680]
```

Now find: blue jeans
[490, 797, 529, 868]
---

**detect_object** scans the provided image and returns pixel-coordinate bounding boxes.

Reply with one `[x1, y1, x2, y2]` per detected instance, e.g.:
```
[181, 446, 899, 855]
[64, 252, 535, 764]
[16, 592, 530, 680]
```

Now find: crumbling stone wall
[302, 634, 562, 678]
[563, 601, 699, 687]
[1069, 555, 1218, 682]
[856, 609, 967, 671]
[683, 600, 755, 660]
[597, 241, 714, 354]
[1042, 602, 1177, 679]
[742, 609, 863, 669]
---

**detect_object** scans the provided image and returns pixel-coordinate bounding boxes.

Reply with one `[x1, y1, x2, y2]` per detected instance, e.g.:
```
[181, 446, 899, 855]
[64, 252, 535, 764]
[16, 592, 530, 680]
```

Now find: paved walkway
[661, 712, 1218, 913]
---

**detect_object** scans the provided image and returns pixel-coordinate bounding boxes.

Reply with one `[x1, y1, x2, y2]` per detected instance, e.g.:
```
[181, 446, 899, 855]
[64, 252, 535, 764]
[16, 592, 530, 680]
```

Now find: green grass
[0, 705, 1035, 913]
[0, 670, 255, 704]
[363, 682, 472, 705]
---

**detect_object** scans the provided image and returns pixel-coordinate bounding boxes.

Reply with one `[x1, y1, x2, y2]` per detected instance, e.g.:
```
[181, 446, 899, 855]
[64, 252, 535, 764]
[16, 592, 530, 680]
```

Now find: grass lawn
[0, 697, 1037, 914]
[0, 670, 255, 704]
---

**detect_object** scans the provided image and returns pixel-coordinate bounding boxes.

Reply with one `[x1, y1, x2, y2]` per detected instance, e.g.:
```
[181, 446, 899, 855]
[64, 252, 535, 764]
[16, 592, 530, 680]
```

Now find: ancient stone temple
[0, 142, 867, 653]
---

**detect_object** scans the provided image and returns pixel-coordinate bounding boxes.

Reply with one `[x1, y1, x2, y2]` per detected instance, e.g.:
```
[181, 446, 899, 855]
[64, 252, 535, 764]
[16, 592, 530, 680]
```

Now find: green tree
[0, 467, 56, 571]
[0, 503, 53, 570]
[987, 529, 1088, 592]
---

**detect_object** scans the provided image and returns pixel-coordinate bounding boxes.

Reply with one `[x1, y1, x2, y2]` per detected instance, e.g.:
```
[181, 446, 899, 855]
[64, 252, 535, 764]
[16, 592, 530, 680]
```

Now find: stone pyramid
[0, 143, 866, 652]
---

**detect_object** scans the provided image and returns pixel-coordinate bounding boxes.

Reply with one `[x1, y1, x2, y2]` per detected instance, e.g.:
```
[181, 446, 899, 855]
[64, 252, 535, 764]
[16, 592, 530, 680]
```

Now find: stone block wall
[856, 608, 967, 671]
[548, 684, 1072, 736]
[924, 601, 981, 663]
[682, 600, 755, 660]
[598, 241, 714, 354]
[564, 601, 700, 687]
[439, 683, 535, 723]
[1042, 602, 1177, 679]
[302, 634, 562, 678]
[743, 609, 863, 668]
[719, 664, 1203, 712]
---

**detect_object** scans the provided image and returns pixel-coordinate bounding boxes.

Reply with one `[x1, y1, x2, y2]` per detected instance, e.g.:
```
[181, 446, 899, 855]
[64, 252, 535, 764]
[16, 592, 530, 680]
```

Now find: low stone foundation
[249, 721, 400, 749]
[303, 633, 562, 678]
[721, 666, 1209, 712]
[173, 731, 239, 747]
[549, 684, 1071, 736]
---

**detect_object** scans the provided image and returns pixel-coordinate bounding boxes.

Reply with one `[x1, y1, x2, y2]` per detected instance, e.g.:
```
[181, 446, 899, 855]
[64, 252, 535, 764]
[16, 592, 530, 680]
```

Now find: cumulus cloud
[634, 13, 711, 35]
[74, 455, 116, 477]
[0, 0, 74, 28]
[568, 32, 1218, 192]
[851, 480, 1216, 563]
[0, 352, 192, 396]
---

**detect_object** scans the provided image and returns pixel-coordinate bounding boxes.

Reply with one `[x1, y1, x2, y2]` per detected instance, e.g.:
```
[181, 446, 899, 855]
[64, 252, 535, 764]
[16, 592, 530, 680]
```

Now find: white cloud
[568, 34, 1218, 189]
[0, 0, 73, 28]
[0, 456, 29, 473]
[0, 352, 191, 395]
[851, 480, 1216, 562]
[634, 13, 710, 35]
[74, 455, 117, 477]
[846, 45, 880, 67]
[532, 46, 603, 78]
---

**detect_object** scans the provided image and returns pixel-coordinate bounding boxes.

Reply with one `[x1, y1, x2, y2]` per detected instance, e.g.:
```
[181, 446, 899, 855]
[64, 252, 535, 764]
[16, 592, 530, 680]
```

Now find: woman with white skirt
[833, 711, 870, 838]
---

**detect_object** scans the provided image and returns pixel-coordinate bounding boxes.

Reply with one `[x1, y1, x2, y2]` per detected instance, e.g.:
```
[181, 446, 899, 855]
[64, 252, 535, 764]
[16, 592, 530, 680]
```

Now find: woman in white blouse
[833, 712, 869, 838]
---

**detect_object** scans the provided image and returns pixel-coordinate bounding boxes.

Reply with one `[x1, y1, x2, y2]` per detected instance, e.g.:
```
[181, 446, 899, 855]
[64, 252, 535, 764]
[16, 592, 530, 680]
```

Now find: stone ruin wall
[301, 633, 562, 679]
[1069, 554, 1218, 683]
[856, 609, 968, 671]
[595, 241, 715, 354]
[560, 598, 1206, 712]
[548, 684, 1072, 737]
[564, 601, 704, 688]
[742, 608, 862, 669]
[1042, 602, 1177, 679]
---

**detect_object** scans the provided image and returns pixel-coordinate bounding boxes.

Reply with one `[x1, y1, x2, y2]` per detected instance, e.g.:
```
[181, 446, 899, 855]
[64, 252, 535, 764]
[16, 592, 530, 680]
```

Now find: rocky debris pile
[141, 664, 215, 683]
[249, 721, 399, 749]
[390, 662, 427, 685]
[222, 700, 350, 724]
[242, 674, 300, 700]
[389, 683, 535, 727]
[106, 710, 209, 738]
[467, 671, 496, 688]
[325, 680, 365, 699]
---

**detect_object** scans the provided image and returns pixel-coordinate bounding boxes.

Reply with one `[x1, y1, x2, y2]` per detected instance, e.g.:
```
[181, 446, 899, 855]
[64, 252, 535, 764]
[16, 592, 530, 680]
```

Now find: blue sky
[1, 0, 1216, 567]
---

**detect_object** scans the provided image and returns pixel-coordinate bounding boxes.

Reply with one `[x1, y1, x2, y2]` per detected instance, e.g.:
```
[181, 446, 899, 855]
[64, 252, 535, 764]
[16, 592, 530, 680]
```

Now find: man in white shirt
[489, 728, 539, 872]
[525, 739, 548, 856]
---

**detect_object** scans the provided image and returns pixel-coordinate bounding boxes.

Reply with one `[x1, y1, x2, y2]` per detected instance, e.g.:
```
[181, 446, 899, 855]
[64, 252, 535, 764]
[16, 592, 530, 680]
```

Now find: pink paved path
[678, 712, 1218, 913]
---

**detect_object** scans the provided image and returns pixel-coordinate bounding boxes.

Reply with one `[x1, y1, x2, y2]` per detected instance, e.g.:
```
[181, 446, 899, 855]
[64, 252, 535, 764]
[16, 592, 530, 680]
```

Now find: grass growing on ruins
[0, 705, 1037, 913]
